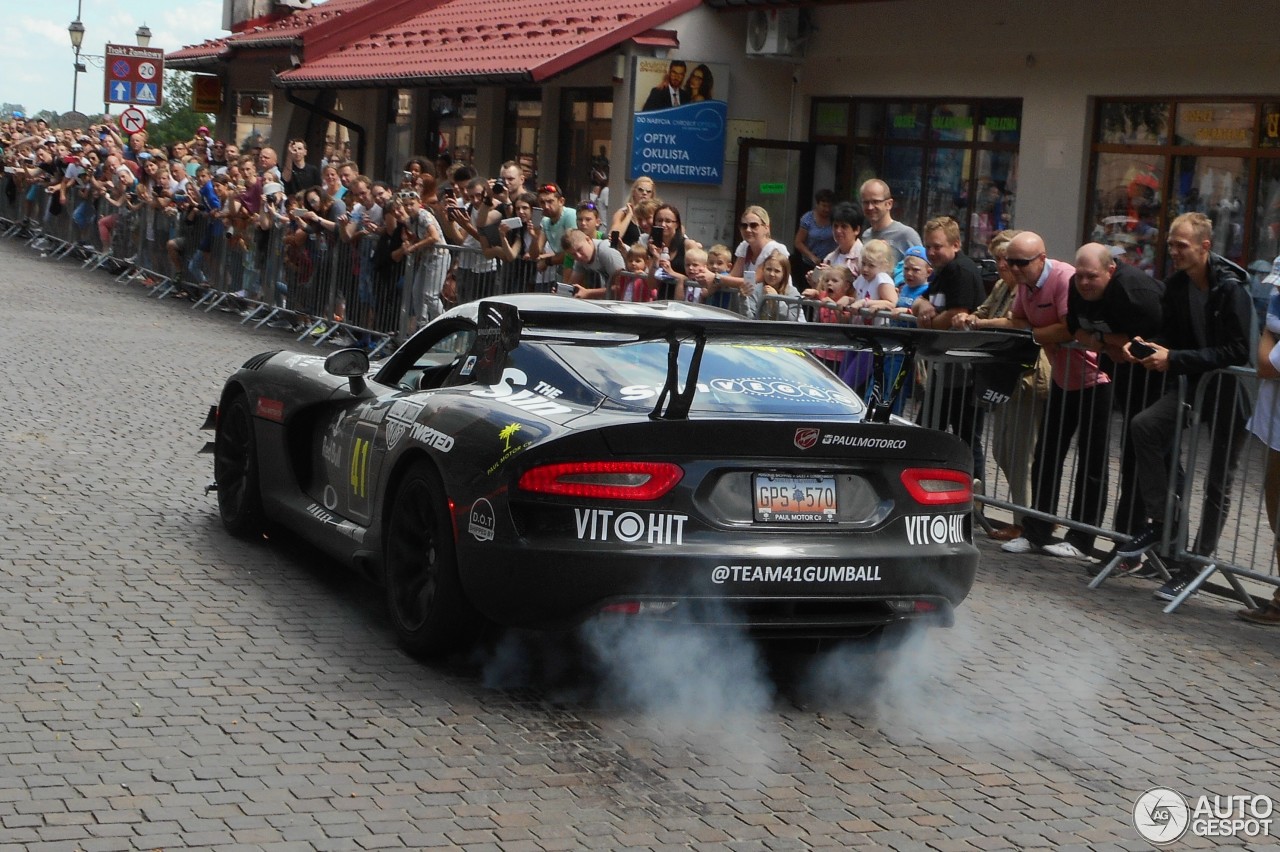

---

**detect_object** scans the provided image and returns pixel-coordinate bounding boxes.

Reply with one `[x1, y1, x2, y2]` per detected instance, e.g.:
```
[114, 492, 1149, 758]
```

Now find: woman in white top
[725, 206, 790, 317]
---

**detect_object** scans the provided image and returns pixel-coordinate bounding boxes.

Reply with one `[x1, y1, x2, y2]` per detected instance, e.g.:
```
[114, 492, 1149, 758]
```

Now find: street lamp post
[68, 16, 85, 114]
[66, 6, 155, 114]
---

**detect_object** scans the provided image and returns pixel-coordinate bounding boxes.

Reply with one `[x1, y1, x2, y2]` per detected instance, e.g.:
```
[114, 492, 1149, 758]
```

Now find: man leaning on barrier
[1067, 242, 1165, 574]
[1117, 212, 1255, 603]
[969, 232, 1111, 562]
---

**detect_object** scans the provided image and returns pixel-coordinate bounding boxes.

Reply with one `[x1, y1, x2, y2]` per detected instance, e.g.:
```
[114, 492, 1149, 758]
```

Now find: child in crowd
[886, 245, 932, 412]
[838, 239, 899, 392]
[613, 243, 655, 301]
[703, 244, 736, 310]
[803, 264, 856, 371]
[755, 250, 805, 321]
[895, 245, 932, 316]
[683, 247, 710, 304]
[576, 202, 604, 239]
[628, 199, 661, 250]
[850, 238, 899, 326]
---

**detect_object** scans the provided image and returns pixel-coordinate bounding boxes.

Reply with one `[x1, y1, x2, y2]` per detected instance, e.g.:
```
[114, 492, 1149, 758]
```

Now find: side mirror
[325, 348, 370, 395]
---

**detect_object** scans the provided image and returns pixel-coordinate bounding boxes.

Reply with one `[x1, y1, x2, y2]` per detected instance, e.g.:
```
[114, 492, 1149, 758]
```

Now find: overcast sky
[1, 0, 227, 117]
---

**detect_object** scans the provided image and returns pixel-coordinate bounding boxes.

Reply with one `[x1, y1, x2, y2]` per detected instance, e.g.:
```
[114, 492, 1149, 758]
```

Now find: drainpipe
[283, 88, 366, 167]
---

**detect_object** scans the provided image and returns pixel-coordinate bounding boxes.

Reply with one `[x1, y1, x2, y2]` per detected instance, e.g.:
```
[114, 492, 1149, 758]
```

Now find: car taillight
[900, 468, 972, 505]
[518, 461, 683, 500]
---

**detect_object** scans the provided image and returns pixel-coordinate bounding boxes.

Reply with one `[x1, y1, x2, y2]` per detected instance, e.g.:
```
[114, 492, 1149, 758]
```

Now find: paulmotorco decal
[794, 430, 908, 451]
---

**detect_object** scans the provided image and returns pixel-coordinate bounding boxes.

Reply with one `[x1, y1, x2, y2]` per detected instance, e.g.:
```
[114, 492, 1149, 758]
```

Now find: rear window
[550, 341, 865, 417]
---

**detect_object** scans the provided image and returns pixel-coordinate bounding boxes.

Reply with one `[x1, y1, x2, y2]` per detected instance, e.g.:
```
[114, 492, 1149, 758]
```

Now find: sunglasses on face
[1004, 256, 1037, 268]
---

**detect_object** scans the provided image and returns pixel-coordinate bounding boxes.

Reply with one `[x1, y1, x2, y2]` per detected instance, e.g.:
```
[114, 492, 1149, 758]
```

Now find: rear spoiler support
[650, 331, 707, 421]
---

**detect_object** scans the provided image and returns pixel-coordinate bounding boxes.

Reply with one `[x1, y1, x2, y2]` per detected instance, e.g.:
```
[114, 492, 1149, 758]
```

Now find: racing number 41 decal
[348, 420, 377, 519]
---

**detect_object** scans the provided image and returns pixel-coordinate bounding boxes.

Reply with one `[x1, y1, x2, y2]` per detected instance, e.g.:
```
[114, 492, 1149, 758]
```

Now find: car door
[313, 323, 479, 527]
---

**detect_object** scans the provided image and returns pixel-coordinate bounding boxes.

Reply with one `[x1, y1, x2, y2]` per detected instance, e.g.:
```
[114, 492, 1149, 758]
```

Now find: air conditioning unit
[745, 9, 804, 58]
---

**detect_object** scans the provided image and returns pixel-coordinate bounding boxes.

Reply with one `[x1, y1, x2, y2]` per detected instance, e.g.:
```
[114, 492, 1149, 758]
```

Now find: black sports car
[205, 295, 1034, 657]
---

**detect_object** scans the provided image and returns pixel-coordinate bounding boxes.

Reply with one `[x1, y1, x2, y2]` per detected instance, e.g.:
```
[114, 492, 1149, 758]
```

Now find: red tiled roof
[167, 0, 373, 66]
[276, 0, 701, 88]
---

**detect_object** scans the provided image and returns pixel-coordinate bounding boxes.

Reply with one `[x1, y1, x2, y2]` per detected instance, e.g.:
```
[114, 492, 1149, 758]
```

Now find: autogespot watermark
[1133, 787, 1274, 844]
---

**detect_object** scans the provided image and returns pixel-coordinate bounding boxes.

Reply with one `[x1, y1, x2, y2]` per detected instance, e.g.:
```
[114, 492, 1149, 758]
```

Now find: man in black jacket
[1117, 213, 1255, 601]
[1067, 243, 1165, 556]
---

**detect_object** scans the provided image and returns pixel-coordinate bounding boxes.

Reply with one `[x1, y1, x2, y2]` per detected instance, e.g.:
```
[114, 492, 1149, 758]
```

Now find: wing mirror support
[324, 348, 371, 395]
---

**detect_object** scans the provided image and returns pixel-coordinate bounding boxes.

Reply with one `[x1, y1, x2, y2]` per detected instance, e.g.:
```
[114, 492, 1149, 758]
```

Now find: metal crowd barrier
[0, 175, 568, 357]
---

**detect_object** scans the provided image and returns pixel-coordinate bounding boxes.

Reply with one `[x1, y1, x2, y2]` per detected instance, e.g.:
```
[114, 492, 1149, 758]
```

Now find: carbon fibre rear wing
[474, 300, 1038, 422]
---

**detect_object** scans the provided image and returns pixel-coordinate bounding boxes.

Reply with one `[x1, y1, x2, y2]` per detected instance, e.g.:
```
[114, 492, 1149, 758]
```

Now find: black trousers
[1023, 382, 1114, 551]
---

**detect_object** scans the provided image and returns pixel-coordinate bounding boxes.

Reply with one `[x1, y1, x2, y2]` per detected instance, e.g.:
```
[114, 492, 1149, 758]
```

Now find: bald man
[1068, 243, 1165, 558]
[859, 178, 921, 268]
[972, 232, 1110, 561]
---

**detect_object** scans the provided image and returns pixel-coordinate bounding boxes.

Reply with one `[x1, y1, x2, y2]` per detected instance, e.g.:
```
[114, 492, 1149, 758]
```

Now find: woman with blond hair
[608, 176, 657, 246]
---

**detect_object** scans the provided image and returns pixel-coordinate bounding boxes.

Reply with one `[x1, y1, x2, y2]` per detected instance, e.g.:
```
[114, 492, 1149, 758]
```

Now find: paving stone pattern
[1, 239, 1278, 850]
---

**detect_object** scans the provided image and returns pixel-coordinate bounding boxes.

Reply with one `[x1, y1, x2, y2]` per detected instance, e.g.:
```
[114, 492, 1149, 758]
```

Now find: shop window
[1175, 103, 1253, 148]
[812, 101, 848, 138]
[1088, 97, 1280, 272]
[809, 97, 1022, 256]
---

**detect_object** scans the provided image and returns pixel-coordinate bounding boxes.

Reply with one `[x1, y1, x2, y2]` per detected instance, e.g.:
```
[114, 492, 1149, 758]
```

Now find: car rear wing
[472, 301, 1039, 422]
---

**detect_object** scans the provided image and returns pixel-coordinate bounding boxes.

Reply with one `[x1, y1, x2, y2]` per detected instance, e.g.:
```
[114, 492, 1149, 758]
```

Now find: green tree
[0, 103, 26, 119]
[146, 71, 214, 147]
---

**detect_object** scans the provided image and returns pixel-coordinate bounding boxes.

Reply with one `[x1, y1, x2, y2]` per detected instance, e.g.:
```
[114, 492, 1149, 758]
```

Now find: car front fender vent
[241, 350, 284, 371]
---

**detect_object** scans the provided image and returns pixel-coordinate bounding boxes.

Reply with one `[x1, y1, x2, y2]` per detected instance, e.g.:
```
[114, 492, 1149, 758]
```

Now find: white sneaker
[1043, 541, 1088, 560]
[1000, 536, 1037, 553]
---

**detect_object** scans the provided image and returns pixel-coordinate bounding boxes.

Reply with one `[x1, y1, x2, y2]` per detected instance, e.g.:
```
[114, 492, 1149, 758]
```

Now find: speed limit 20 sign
[104, 44, 165, 107]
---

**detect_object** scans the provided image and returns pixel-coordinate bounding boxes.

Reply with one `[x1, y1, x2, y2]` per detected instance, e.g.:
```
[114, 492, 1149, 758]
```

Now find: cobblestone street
[2, 238, 1278, 850]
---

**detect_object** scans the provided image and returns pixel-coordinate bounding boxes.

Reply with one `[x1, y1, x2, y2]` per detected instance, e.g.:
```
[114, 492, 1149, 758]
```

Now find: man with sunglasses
[971, 232, 1112, 562]
[1118, 212, 1254, 602]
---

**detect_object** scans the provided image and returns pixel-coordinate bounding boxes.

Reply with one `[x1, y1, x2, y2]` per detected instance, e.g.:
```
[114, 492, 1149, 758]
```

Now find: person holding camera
[1117, 212, 1255, 602]
[445, 176, 501, 302]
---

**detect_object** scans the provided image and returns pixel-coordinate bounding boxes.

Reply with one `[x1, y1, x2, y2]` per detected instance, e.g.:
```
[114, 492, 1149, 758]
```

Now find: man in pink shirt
[969, 232, 1110, 560]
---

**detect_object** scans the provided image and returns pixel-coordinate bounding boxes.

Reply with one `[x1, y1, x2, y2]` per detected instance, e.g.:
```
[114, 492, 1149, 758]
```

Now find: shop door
[557, 88, 613, 208]
[734, 139, 842, 249]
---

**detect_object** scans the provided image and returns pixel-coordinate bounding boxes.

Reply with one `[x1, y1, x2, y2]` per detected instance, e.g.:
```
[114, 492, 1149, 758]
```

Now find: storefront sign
[630, 58, 729, 186]
[192, 75, 222, 113]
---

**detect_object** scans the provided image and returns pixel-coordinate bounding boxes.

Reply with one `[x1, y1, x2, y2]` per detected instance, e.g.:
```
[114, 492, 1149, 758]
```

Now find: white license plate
[754, 473, 838, 523]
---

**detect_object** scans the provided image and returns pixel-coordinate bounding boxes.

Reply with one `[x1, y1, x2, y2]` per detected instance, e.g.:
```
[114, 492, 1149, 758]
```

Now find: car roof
[440, 295, 744, 325]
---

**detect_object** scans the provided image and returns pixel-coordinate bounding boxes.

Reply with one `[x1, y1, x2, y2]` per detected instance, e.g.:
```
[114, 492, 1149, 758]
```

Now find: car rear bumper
[457, 538, 976, 636]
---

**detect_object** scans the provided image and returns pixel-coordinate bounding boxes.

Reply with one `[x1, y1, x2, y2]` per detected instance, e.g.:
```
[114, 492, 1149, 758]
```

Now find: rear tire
[214, 392, 266, 537]
[384, 461, 478, 657]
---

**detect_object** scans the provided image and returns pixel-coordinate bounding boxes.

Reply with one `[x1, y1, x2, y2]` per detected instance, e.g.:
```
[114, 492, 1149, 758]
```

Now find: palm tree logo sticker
[499, 422, 523, 452]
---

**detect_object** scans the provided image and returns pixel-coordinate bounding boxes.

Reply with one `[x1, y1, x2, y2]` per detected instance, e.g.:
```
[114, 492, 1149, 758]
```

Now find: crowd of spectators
[5, 116, 1280, 613]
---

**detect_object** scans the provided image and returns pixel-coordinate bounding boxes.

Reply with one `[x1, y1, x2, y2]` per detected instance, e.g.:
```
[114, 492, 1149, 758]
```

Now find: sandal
[1237, 602, 1280, 626]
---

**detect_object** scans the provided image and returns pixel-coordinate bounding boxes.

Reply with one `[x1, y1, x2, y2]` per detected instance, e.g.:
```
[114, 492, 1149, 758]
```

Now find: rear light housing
[900, 468, 972, 505]
[599, 600, 679, 616]
[518, 461, 683, 500]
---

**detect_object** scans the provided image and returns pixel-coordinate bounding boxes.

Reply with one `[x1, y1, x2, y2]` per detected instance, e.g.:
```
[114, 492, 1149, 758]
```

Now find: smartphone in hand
[1129, 339, 1157, 359]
